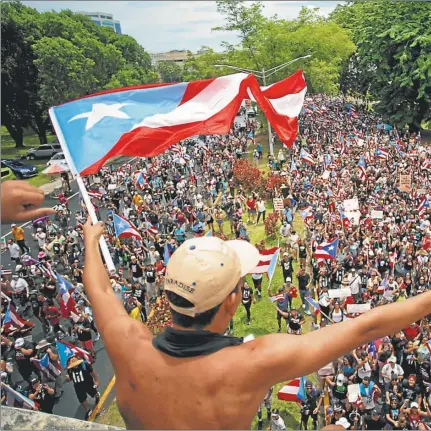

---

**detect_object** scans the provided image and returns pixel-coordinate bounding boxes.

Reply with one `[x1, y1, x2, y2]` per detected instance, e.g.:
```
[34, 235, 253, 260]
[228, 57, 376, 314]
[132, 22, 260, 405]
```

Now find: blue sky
[23, 1, 341, 53]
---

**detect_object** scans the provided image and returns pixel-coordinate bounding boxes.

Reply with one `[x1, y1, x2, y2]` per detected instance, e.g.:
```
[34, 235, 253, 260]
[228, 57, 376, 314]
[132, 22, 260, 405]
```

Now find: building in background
[150, 50, 191, 67]
[78, 11, 122, 34]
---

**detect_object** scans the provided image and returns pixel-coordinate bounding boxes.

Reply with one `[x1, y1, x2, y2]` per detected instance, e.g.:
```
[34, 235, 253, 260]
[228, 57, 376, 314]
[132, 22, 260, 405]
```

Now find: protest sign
[344, 210, 361, 226]
[273, 198, 284, 211]
[322, 170, 330, 180]
[399, 174, 411, 192]
[348, 384, 361, 403]
[371, 210, 384, 219]
[93, 177, 101, 184]
[343, 198, 359, 212]
[347, 304, 371, 314]
[328, 288, 351, 298]
[108, 184, 117, 191]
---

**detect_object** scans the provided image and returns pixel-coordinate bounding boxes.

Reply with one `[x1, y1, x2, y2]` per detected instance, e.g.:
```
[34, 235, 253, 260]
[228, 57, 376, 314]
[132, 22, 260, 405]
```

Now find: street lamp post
[215, 55, 311, 156]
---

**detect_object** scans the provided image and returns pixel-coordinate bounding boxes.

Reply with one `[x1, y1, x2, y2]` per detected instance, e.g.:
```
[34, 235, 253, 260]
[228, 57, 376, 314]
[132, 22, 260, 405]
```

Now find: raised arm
[251, 290, 431, 387]
[82, 220, 152, 371]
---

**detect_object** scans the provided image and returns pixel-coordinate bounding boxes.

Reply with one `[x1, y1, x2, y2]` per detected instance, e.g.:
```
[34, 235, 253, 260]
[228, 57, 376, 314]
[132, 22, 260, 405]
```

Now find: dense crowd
[1, 96, 431, 429]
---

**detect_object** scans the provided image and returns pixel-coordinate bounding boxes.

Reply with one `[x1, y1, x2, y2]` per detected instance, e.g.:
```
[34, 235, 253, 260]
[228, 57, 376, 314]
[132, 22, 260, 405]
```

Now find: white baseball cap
[165, 237, 260, 317]
[336, 418, 351, 429]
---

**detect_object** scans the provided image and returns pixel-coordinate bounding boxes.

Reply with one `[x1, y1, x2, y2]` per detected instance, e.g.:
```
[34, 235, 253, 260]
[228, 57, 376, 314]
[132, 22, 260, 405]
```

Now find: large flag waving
[113, 213, 142, 240]
[249, 247, 280, 274]
[49, 72, 306, 175]
[314, 238, 339, 260]
[56, 272, 77, 318]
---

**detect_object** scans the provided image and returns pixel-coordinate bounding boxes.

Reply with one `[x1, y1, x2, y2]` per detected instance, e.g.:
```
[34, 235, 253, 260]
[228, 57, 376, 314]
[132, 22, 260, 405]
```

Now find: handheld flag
[56, 339, 92, 369]
[314, 238, 339, 260]
[249, 247, 280, 274]
[30, 353, 61, 381]
[305, 297, 321, 316]
[357, 155, 367, 180]
[1, 382, 39, 410]
[113, 213, 142, 240]
[56, 272, 77, 318]
[49, 71, 306, 175]
[278, 376, 307, 402]
[299, 206, 314, 227]
[3, 305, 33, 329]
[267, 248, 280, 282]
[163, 243, 171, 265]
[300, 148, 315, 165]
[375, 147, 389, 160]
[418, 197, 429, 217]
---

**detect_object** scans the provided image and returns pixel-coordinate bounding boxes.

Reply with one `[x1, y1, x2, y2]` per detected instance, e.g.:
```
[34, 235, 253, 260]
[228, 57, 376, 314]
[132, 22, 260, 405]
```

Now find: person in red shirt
[246, 195, 257, 224]
[42, 300, 67, 337]
[402, 322, 421, 341]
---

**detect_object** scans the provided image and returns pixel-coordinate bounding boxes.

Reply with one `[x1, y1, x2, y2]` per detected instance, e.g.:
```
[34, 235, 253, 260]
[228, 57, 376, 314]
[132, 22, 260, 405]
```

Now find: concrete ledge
[1, 406, 123, 430]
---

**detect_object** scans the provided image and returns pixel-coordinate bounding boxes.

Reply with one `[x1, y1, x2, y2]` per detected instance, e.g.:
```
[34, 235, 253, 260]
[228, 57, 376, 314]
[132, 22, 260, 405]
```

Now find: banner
[370, 210, 384, 219]
[328, 287, 351, 298]
[273, 198, 284, 211]
[399, 174, 411, 192]
[347, 303, 371, 314]
[343, 198, 359, 212]
[108, 184, 117, 191]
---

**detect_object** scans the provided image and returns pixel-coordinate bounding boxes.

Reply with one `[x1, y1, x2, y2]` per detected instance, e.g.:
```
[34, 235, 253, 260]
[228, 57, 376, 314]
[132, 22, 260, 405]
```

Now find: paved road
[2, 158, 133, 421]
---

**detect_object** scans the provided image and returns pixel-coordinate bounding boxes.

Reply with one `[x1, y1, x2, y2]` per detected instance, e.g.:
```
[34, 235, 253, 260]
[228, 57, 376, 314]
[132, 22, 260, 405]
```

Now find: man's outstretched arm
[253, 291, 431, 387]
[83, 220, 152, 370]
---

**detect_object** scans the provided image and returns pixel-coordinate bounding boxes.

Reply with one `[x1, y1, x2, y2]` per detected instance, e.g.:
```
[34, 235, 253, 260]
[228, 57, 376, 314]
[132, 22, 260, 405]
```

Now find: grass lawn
[1, 126, 55, 186]
[97, 132, 317, 430]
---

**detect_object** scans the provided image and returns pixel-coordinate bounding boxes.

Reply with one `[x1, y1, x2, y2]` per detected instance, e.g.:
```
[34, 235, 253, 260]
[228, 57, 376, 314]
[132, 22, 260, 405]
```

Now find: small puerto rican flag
[113, 213, 142, 240]
[375, 147, 389, 160]
[300, 148, 315, 165]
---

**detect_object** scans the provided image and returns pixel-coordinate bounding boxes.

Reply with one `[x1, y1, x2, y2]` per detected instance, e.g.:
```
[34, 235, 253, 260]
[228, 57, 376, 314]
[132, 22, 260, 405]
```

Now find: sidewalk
[39, 178, 63, 195]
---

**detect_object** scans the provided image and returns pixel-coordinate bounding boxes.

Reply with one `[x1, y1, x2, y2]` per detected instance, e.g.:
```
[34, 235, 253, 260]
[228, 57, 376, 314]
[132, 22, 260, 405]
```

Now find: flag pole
[48, 108, 116, 274]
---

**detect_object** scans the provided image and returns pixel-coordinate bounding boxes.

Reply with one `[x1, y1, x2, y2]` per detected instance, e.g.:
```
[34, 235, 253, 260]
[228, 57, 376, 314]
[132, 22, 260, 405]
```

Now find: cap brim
[225, 240, 261, 277]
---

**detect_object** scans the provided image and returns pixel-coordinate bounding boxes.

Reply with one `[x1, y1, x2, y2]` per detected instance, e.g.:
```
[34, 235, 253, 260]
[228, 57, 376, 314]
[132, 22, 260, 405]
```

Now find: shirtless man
[83, 220, 431, 430]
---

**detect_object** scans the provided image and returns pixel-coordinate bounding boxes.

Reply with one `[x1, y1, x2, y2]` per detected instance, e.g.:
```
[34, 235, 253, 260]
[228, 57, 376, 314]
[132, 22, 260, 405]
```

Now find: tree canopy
[331, 0, 431, 130]
[1, 1, 157, 147]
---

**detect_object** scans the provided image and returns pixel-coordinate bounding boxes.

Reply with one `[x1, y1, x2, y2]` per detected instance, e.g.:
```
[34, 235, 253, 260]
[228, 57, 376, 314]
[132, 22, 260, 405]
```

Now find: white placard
[322, 170, 330, 180]
[343, 198, 359, 212]
[328, 287, 351, 298]
[347, 303, 371, 314]
[348, 384, 361, 403]
[344, 210, 361, 226]
[273, 198, 284, 211]
[108, 184, 117, 191]
[370, 210, 384, 219]
[93, 177, 101, 184]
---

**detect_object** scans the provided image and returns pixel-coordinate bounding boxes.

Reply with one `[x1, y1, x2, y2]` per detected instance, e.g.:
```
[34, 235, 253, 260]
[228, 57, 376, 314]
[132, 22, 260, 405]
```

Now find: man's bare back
[83, 223, 431, 430]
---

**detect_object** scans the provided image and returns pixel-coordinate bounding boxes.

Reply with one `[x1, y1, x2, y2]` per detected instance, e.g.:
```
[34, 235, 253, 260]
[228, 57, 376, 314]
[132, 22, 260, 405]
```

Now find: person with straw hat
[82, 220, 431, 430]
[65, 355, 100, 420]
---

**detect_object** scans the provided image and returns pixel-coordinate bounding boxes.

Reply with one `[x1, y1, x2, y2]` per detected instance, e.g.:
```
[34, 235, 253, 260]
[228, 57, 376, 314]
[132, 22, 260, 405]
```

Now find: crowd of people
[1, 95, 430, 430]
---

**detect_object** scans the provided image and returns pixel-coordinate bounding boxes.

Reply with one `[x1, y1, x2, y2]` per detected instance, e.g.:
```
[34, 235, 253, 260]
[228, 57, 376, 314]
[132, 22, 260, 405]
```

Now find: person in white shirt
[11, 275, 29, 296]
[256, 199, 266, 224]
[380, 355, 404, 384]
[348, 269, 361, 302]
[7, 239, 21, 263]
[147, 246, 160, 265]
[68, 227, 80, 245]
[279, 223, 291, 238]
[34, 228, 47, 248]
[270, 409, 286, 430]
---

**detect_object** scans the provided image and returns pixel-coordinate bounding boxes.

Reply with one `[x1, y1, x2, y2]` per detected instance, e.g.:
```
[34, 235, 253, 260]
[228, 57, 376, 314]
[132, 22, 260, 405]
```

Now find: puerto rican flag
[56, 339, 93, 369]
[113, 213, 142, 240]
[389, 250, 397, 268]
[314, 238, 339, 260]
[56, 273, 77, 318]
[299, 206, 314, 227]
[249, 247, 280, 274]
[50, 71, 306, 175]
[375, 147, 389, 160]
[1, 382, 39, 410]
[357, 155, 367, 180]
[3, 305, 33, 328]
[31, 353, 62, 381]
[278, 376, 306, 402]
[135, 172, 147, 190]
[421, 160, 431, 171]
[418, 197, 430, 217]
[305, 297, 321, 316]
[300, 148, 315, 165]
[1, 269, 12, 276]
[88, 189, 103, 199]
[170, 144, 182, 154]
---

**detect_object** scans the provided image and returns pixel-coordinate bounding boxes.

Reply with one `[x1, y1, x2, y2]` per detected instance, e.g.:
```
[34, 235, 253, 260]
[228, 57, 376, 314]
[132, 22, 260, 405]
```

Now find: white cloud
[23, 1, 340, 53]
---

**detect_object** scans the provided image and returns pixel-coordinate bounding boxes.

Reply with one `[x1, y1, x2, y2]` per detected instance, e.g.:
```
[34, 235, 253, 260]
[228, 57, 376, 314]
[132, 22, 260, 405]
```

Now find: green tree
[157, 61, 184, 83]
[331, 0, 431, 130]
[1, 1, 41, 147]
[32, 37, 97, 107]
